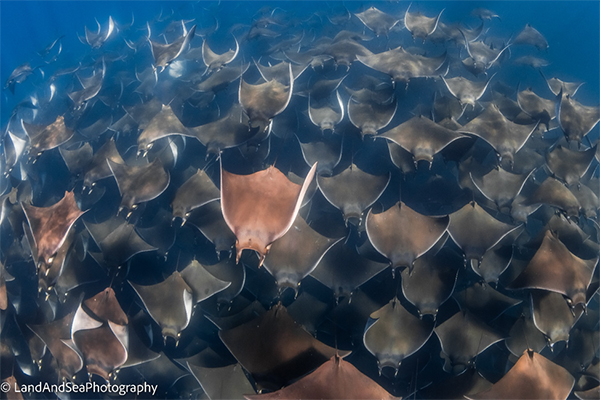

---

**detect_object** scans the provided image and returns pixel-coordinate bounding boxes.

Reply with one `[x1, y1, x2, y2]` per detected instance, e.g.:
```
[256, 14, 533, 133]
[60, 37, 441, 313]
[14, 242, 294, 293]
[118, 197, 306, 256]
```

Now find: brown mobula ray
[441, 74, 495, 107]
[459, 104, 539, 169]
[356, 46, 447, 84]
[149, 24, 196, 71]
[107, 158, 170, 215]
[188, 362, 256, 400]
[347, 93, 397, 137]
[363, 297, 434, 375]
[219, 304, 350, 391]
[380, 115, 469, 167]
[557, 92, 600, 143]
[401, 247, 460, 317]
[72, 288, 128, 380]
[570, 181, 599, 220]
[22, 115, 74, 160]
[508, 230, 597, 307]
[220, 162, 317, 265]
[366, 201, 449, 270]
[505, 312, 547, 358]
[21, 190, 85, 268]
[84, 216, 157, 268]
[244, 356, 400, 400]
[546, 144, 596, 186]
[448, 201, 520, 269]
[170, 168, 220, 225]
[262, 214, 342, 291]
[239, 63, 293, 132]
[531, 290, 584, 346]
[310, 241, 389, 299]
[523, 176, 581, 218]
[465, 350, 575, 400]
[28, 312, 84, 380]
[434, 310, 505, 374]
[82, 138, 124, 189]
[136, 104, 193, 156]
[354, 6, 400, 37]
[187, 104, 256, 155]
[404, 4, 444, 41]
[471, 166, 534, 213]
[202, 36, 239, 73]
[317, 163, 390, 225]
[454, 282, 522, 322]
[517, 88, 555, 130]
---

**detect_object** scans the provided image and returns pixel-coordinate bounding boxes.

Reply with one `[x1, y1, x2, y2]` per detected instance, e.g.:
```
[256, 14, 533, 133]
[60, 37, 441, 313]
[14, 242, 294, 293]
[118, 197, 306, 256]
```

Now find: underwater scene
[1, 1, 599, 399]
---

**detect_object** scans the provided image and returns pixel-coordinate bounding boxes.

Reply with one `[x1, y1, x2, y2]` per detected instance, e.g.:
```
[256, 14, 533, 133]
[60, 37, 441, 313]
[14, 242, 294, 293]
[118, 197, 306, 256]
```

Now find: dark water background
[1, 1, 599, 127]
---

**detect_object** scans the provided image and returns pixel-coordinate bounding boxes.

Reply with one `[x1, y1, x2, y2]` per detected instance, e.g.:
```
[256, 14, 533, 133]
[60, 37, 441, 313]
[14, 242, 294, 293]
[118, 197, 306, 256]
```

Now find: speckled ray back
[404, 4, 444, 41]
[220, 161, 317, 266]
[21, 115, 74, 159]
[21, 190, 85, 268]
[354, 6, 400, 37]
[465, 350, 575, 400]
[556, 91, 600, 143]
[244, 355, 400, 400]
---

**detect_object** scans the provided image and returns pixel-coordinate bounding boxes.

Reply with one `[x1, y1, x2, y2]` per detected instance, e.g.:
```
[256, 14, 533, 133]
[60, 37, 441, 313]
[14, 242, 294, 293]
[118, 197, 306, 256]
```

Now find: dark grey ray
[404, 4, 444, 41]
[324, 38, 373, 67]
[239, 64, 293, 131]
[206, 299, 267, 331]
[387, 141, 417, 174]
[308, 91, 345, 132]
[3, 131, 27, 175]
[171, 169, 220, 225]
[512, 24, 549, 50]
[509, 230, 597, 307]
[441, 74, 495, 107]
[490, 90, 538, 125]
[54, 250, 103, 303]
[529, 213, 591, 258]
[546, 145, 596, 186]
[523, 176, 581, 218]
[317, 163, 390, 225]
[310, 241, 389, 299]
[471, 167, 534, 212]
[430, 21, 484, 46]
[513, 55, 550, 68]
[356, 46, 447, 83]
[517, 88, 555, 130]
[188, 104, 256, 155]
[195, 62, 250, 93]
[263, 214, 342, 290]
[108, 158, 170, 214]
[541, 72, 584, 96]
[400, 247, 460, 317]
[531, 290, 584, 346]
[419, 368, 492, 399]
[473, 238, 514, 284]
[366, 201, 449, 270]
[471, 8, 500, 20]
[297, 133, 343, 177]
[505, 312, 547, 358]
[434, 311, 504, 374]
[354, 6, 400, 37]
[186, 201, 236, 256]
[202, 257, 246, 304]
[286, 292, 330, 335]
[130, 272, 193, 341]
[150, 24, 196, 70]
[188, 362, 255, 400]
[83, 138, 125, 189]
[364, 297, 434, 374]
[459, 104, 539, 169]
[68, 62, 105, 108]
[300, 75, 347, 101]
[433, 93, 465, 122]
[557, 92, 600, 143]
[135, 208, 176, 257]
[380, 115, 469, 167]
[4, 62, 37, 93]
[455, 282, 522, 322]
[83, 16, 115, 49]
[180, 259, 231, 304]
[569, 182, 599, 220]
[448, 202, 520, 267]
[347, 94, 397, 136]
[461, 39, 510, 76]
[84, 216, 157, 267]
[137, 105, 193, 156]
[256, 60, 308, 85]
[202, 36, 239, 72]
[22, 116, 74, 160]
